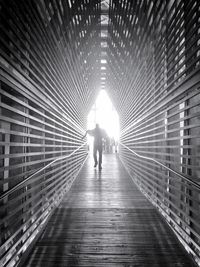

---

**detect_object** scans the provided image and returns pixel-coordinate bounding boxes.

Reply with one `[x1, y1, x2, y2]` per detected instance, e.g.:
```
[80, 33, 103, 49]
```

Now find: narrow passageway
[1, 0, 200, 265]
[22, 155, 194, 267]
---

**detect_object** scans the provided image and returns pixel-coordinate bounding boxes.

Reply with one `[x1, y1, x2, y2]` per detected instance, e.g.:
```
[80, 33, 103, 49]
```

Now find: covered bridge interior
[0, 0, 200, 266]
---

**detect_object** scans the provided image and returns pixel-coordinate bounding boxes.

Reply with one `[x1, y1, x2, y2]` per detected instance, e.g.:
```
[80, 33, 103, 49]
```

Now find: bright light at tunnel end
[87, 89, 120, 143]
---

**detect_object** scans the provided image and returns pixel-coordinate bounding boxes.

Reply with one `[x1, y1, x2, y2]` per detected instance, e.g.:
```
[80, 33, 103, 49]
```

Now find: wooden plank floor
[23, 154, 196, 267]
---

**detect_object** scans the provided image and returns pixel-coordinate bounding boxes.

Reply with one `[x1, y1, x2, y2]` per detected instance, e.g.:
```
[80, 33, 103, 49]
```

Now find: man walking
[83, 124, 106, 170]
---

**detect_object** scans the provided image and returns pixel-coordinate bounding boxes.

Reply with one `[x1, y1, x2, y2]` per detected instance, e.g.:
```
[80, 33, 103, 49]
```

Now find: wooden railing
[120, 141, 200, 265]
[120, 142, 200, 190]
[0, 143, 87, 202]
[0, 143, 88, 267]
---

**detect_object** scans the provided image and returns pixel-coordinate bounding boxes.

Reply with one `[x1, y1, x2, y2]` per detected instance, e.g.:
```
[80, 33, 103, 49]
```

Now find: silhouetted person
[83, 124, 106, 170]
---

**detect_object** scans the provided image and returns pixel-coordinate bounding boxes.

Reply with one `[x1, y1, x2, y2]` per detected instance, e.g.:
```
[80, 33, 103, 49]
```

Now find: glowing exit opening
[87, 90, 119, 152]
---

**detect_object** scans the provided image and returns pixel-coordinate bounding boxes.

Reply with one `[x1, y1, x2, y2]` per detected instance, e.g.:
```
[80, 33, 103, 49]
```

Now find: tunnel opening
[87, 89, 119, 153]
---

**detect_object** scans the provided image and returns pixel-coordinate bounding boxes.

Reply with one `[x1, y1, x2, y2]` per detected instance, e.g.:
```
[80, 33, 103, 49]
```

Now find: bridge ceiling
[0, 0, 161, 125]
[1, 0, 200, 130]
[0, 0, 102, 128]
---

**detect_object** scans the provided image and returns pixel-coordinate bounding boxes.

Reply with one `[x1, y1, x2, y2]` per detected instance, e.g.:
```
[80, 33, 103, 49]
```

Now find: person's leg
[98, 146, 102, 169]
[93, 146, 98, 167]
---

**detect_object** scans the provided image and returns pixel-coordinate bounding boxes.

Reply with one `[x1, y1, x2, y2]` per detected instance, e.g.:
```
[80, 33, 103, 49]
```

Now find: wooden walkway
[22, 154, 195, 267]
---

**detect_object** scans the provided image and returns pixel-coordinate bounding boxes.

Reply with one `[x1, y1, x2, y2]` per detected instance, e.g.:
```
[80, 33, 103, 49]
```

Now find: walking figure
[83, 124, 107, 170]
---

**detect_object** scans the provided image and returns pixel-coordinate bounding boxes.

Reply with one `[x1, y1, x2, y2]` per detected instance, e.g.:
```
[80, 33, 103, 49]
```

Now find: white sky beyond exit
[87, 90, 119, 142]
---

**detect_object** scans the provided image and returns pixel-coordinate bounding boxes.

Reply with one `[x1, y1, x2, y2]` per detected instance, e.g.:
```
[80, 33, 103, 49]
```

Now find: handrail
[0, 142, 87, 201]
[119, 142, 200, 191]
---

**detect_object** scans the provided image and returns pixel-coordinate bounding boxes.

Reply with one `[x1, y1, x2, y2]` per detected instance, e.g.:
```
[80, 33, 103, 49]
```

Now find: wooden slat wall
[106, 0, 200, 264]
[0, 0, 101, 266]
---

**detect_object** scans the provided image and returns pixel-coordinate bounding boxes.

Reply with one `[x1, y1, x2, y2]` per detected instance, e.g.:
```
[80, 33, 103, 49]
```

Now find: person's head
[95, 123, 99, 129]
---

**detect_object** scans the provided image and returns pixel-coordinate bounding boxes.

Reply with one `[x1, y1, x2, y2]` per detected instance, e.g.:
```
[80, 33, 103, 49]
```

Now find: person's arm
[82, 130, 88, 139]
[82, 129, 94, 139]
[87, 130, 93, 135]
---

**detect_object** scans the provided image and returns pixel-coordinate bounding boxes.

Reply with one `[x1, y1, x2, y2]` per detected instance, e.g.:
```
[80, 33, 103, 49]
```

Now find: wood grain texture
[22, 154, 196, 267]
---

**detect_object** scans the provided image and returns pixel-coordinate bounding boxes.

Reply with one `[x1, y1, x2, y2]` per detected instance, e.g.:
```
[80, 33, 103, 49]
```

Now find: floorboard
[22, 154, 196, 267]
